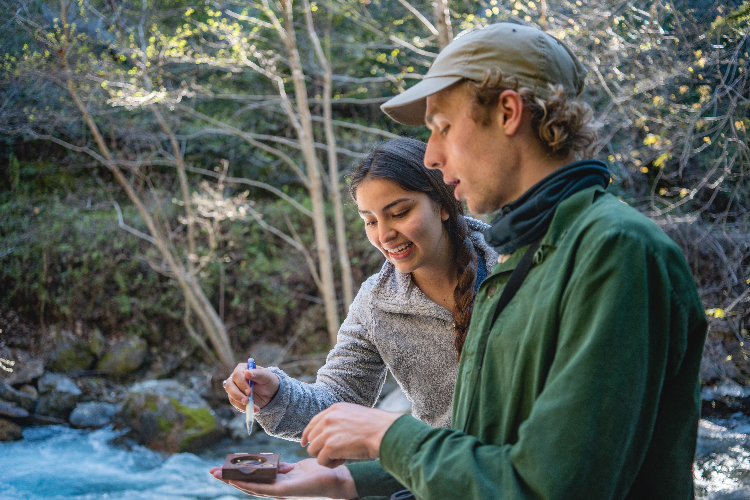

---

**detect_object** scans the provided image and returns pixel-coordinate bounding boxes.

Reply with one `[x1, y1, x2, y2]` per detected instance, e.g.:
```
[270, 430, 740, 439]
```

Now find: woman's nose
[379, 222, 397, 244]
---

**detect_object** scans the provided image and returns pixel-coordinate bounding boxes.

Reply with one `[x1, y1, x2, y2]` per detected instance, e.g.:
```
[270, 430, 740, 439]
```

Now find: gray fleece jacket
[255, 217, 497, 440]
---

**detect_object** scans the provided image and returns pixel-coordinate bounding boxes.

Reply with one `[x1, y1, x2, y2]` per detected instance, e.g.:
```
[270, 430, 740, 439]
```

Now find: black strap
[490, 238, 542, 327]
[461, 238, 542, 435]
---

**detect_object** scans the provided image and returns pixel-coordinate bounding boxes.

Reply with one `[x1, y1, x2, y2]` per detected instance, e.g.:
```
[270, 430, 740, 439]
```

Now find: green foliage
[1, 0, 748, 358]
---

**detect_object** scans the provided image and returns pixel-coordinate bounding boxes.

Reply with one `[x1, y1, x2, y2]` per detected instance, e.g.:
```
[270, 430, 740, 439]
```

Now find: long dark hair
[349, 137, 478, 358]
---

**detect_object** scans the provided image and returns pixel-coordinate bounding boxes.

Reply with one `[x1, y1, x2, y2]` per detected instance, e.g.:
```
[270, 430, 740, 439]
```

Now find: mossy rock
[96, 335, 147, 375]
[48, 339, 95, 373]
[115, 379, 223, 454]
[89, 328, 106, 358]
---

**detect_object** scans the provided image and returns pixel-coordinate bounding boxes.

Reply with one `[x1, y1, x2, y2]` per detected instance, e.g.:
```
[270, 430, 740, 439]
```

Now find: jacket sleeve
[255, 285, 388, 441]
[376, 228, 700, 499]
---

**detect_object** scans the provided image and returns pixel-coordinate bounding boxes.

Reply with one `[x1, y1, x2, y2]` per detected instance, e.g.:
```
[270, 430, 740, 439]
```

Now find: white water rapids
[1, 418, 749, 499]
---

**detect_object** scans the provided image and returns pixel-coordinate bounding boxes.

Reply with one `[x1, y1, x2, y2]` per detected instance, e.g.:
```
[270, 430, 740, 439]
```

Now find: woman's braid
[448, 215, 478, 358]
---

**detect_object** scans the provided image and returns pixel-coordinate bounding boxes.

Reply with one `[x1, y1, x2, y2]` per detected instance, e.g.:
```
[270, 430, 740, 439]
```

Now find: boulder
[0, 400, 29, 419]
[701, 379, 750, 401]
[70, 402, 119, 429]
[96, 335, 147, 375]
[0, 418, 22, 441]
[227, 413, 256, 440]
[47, 339, 95, 373]
[36, 372, 82, 419]
[18, 384, 38, 399]
[89, 328, 106, 358]
[250, 342, 286, 367]
[0, 353, 44, 386]
[0, 381, 37, 412]
[116, 379, 223, 453]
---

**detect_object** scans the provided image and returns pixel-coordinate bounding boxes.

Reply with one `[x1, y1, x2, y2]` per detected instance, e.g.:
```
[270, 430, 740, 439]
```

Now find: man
[213, 22, 707, 500]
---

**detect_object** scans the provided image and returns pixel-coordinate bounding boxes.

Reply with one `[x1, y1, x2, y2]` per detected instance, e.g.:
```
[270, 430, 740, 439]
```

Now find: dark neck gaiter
[483, 160, 610, 255]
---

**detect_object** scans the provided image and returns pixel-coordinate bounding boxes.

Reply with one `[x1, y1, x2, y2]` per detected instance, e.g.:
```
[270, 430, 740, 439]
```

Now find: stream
[0, 425, 312, 500]
[1, 416, 750, 499]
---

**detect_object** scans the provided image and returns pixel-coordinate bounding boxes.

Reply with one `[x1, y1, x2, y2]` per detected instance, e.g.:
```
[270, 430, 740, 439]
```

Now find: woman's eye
[440, 125, 450, 135]
[393, 210, 408, 218]
[364, 220, 377, 227]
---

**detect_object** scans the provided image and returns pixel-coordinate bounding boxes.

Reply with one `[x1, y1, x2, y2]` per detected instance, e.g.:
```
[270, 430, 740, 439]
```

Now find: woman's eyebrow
[358, 198, 413, 214]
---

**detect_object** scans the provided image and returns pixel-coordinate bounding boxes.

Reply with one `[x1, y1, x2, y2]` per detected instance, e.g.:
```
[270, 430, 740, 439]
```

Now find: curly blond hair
[464, 69, 600, 160]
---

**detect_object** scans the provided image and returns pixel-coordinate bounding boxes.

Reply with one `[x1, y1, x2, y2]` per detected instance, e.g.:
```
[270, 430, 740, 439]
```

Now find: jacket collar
[494, 185, 606, 273]
[542, 184, 606, 248]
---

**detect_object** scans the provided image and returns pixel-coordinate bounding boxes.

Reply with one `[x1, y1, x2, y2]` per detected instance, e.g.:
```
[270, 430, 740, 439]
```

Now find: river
[1, 417, 749, 499]
[0, 425, 311, 500]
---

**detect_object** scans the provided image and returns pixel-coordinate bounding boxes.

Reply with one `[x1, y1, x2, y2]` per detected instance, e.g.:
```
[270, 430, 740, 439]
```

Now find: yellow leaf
[653, 153, 670, 168]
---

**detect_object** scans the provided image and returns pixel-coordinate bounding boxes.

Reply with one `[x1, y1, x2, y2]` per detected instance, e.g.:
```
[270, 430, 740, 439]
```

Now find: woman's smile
[355, 177, 452, 278]
[386, 242, 414, 259]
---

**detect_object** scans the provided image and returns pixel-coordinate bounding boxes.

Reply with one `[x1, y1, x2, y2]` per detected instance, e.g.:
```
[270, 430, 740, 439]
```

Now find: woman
[221, 137, 497, 439]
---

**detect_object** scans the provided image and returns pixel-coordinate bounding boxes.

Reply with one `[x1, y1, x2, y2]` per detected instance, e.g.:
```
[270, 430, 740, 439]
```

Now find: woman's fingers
[222, 362, 281, 411]
[243, 366, 281, 408]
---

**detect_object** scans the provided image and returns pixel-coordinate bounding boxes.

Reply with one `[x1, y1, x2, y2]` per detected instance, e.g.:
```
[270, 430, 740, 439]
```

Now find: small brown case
[221, 453, 280, 483]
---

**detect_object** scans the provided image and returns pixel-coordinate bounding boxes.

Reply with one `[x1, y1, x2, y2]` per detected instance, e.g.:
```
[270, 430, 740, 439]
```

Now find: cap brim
[380, 76, 462, 126]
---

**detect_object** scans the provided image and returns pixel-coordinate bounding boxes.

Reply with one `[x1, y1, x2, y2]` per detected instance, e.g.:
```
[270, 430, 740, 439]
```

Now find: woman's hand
[223, 363, 281, 413]
[209, 458, 358, 499]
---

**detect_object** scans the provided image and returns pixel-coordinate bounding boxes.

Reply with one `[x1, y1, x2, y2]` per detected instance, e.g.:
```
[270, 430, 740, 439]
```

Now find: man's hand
[223, 363, 280, 413]
[209, 458, 358, 499]
[301, 402, 402, 468]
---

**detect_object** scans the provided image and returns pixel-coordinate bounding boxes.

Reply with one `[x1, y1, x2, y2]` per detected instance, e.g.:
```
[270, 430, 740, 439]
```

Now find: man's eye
[440, 125, 450, 135]
[365, 220, 377, 227]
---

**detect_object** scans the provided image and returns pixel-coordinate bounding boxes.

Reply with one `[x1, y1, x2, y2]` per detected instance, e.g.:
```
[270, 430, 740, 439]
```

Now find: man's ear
[495, 89, 525, 136]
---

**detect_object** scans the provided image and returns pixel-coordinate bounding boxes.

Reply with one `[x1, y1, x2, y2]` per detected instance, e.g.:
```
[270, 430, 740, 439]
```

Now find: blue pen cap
[247, 358, 256, 388]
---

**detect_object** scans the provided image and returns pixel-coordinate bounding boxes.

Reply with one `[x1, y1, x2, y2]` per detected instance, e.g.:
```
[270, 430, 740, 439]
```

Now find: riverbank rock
[96, 335, 147, 375]
[89, 328, 106, 358]
[116, 379, 223, 453]
[36, 372, 82, 419]
[0, 418, 22, 441]
[0, 400, 29, 419]
[70, 401, 119, 429]
[250, 342, 286, 367]
[0, 382, 37, 412]
[47, 338, 95, 373]
[0, 350, 44, 386]
[226, 413, 257, 440]
[701, 378, 750, 418]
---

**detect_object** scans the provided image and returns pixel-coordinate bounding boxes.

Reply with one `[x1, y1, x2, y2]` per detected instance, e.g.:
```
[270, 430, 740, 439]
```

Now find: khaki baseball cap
[381, 22, 587, 126]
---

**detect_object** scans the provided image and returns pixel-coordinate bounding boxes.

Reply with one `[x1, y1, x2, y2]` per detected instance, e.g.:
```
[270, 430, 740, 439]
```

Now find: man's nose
[424, 134, 442, 170]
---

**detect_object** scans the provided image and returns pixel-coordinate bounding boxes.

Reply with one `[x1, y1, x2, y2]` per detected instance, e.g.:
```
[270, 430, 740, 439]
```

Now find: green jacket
[349, 185, 707, 499]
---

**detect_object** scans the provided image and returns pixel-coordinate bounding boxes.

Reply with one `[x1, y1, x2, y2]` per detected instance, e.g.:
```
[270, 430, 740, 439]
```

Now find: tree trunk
[304, 0, 355, 311]
[272, 0, 341, 344]
[433, 0, 453, 50]
[57, 0, 235, 371]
